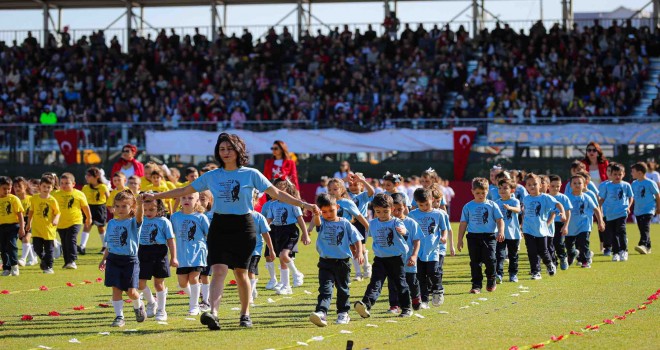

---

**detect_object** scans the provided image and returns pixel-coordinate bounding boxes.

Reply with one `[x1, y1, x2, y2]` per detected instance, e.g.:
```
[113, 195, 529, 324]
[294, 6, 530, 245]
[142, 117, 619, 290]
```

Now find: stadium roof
[0, 0, 453, 11]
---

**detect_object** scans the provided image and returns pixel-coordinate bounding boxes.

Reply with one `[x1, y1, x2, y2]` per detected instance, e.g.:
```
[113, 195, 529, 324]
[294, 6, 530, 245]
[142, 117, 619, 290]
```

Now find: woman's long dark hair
[272, 140, 291, 160]
[582, 141, 607, 164]
[214, 133, 249, 168]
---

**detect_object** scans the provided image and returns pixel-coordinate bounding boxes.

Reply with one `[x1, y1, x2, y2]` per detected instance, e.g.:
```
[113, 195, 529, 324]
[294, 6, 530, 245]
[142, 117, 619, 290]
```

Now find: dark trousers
[388, 272, 420, 307]
[58, 224, 82, 265]
[565, 232, 590, 264]
[316, 258, 351, 314]
[636, 214, 653, 248]
[417, 258, 444, 302]
[553, 222, 567, 262]
[496, 239, 520, 276]
[546, 236, 556, 265]
[606, 217, 627, 253]
[362, 256, 411, 311]
[523, 234, 553, 274]
[0, 224, 19, 270]
[599, 216, 611, 250]
[33, 237, 54, 270]
[466, 233, 497, 289]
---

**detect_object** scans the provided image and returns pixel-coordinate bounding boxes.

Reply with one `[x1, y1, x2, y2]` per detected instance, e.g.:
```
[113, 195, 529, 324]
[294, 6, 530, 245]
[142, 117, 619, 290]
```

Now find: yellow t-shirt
[166, 181, 177, 190]
[107, 188, 128, 208]
[0, 194, 25, 224]
[177, 181, 190, 188]
[140, 177, 152, 191]
[143, 182, 173, 213]
[82, 184, 109, 205]
[29, 195, 60, 240]
[18, 195, 31, 216]
[53, 189, 88, 229]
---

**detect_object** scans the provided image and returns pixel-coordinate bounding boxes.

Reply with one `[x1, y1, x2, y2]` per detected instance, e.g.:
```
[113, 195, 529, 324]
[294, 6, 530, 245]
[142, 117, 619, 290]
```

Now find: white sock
[132, 298, 143, 309]
[189, 284, 200, 310]
[21, 243, 32, 260]
[280, 268, 290, 287]
[141, 286, 156, 304]
[112, 300, 124, 318]
[200, 283, 210, 304]
[266, 261, 277, 281]
[180, 284, 191, 296]
[157, 289, 167, 311]
[363, 250, 370, 266]
[250, 278, 257, 292]
[28, 244, 37, 261]
[286, 261, 300, 276]
[352, 258, 362, 274]
[80, 232, 90, 248]
[99, 233, 106, 248]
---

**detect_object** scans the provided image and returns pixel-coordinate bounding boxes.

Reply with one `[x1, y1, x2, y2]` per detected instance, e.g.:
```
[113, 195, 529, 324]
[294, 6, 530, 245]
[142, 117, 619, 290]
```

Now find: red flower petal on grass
[1, 290, 9, 294]
[0, 320, 5, 325]
[569, 331, 583, 336]
[550, 335, 564, 342]
[177, 290, 186, 295]
[624, 309, 636, 315]
[614, 315, 626, 320]
[508, 346, 519, 350]
[39, 285, 48, 291]
[648, 294, 659, 301]
[643, 300, 653, 305]
[531, 343, 545, 349]
[587, 325, 600, 330]
[83, 280, 92, 284]
[21, 315, 33, 321]
[124, 299, 132, 303]
[73, 305, 85, 311]
[98, 303, 110, 308]
[48, 311, 60, 317]
[229, 280, 237, 285]
[603, 319, 614, 325]
[96, 278, 103, 282]
[66, 282, 75, 287]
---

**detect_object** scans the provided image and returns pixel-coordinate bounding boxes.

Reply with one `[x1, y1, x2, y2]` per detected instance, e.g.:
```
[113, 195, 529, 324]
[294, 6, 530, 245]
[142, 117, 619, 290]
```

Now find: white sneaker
[620, 251, 628, 261]
[276, 285, 292, 295]
[43, 268, 54, 274]
[432, 292, 445, 306]
[63, 262, 77, 269]
[419, 302, 430, 309]
[10, 265, 19, 276]
[17, 259, 26, 267]
[353, 272, 363, 281]
[146, 302, 157, 318]
[336, 312, 350, 325]
[272, 283, 284, 292]
[293, 273, 304, 287]
[612, 253, 620, 262]
[309, 311, 328, 327]
[531, 273, 542, 280]
[265, 279, 278, 290]
[27, 258, 38, 266]
[188, 307, 200, 316]
[362, 263, 372, 278]
[1, 270, 10, 276]
[154, 309, 167, 321]
[199, 302, 211, 312]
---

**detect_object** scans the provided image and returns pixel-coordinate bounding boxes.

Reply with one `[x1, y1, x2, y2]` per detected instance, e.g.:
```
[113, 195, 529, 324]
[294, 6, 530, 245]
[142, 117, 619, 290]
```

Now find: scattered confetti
[1, 290, 9, 294]
[37, 346, 52, 350]
[304, 290, 312, 295]
[510, 294, 520, 297]
[68, 338, 81, 343]
[95, 278, 103, 282]
[231, 307, 240, 311]
[438, 311, 449, 314]
[73, 305, 85, 311]
[229, 280, 237, 285]
[385, 320, 398, 323]
[311, 336, 324, 341]
[39, 286, 49, 291]
[296, 341, 308, 346]
[550, 335, 565, 342]
[569, 331, 583, 336]
[66, 282, 75, 287]
[124, 329, 138, 332]
[48, 311, 61, 316]
[98, 332, 110, 336]
[478, 298, 488, 301]
[267, 298, 275, 303]
[21, 315, 33, 321]
[185, 318, 196, 321]
[177, 290, 186, 295]
[98, 303, 110, 308]
[366, 324, 379, 327]
[340, 330, 352, 334]
[157, 322, 168, 325]
[414, 313, 425, 318]
[603, 319, 614, 325]
[521, 290, 530, 293]
[83, 280, 93, 284]
[459, 306, 470, 309]
[531, 344, 545, 349]
[471, 302, 480, 305]
[509, 346, 519, 350]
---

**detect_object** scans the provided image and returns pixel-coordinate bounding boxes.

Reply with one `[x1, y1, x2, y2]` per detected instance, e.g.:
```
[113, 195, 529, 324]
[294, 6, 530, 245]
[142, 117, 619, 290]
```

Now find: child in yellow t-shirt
[108, 172, 128, 214]
[27, 176, 60, 274]
[54, 173, 92, 267]
[0, 176, 25, 276]
[143, 170, 173, 215]
[13, 176, 36, 267]
[81, 167, 110, 253]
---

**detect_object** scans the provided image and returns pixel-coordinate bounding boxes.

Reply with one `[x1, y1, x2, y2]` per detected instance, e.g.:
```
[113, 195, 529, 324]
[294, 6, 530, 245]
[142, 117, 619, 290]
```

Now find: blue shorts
[138, 244, 170, 280]
[105, 253, 139, 291]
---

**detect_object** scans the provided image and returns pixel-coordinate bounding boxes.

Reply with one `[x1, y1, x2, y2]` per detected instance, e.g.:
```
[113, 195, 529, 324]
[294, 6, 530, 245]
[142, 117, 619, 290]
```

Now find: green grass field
[1, 224, 659, 350]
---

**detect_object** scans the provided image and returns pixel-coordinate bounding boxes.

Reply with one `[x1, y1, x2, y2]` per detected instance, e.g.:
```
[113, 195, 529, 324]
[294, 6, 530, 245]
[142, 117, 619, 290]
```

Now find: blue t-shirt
[384, 191, 411, 207]
[349, 191, 371, 217]
[337, 198, 362, 222]
[105, 217, 141, 256]
[566, 192, 598, 236]
[315, 217, 363, 259]
[599, 181, 634, 220]
[265, 200, 302, 226]
[632, 179, 659, 216]
[368, 217, 408, 258]
[191, 167, 272, 215]
[261, 200, 273, 215]
[204, 211, 214, 222]
[495, 197, 521, 240]
[400, 216, 423, 273]
[487, 184, 501, 201]
[597, 180, 611, 199]
[460, 200, 504, 234]
[565, 181, 599, 197]
[514, 184, 528, 202]
[408, 209, 448, 262]
[139, 216, 175, 246]
[171, 212, 210, 268]
[251, 211, 270, 256]
[522, 194, 559, 237]
[549, 193, 573, 237]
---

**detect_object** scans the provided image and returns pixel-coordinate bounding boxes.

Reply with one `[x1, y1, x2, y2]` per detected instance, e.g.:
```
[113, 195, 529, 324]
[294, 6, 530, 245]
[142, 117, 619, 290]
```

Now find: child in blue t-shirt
[387, 193, 422, 313]
[408, 188, 448, 308]
[198, 190, 214, 311]
[598, 163, 634, 262]
[548, 175, 572, 270]
[249, 191, 275, 304]
[457, 177, 504, 294]
[347, 173, 375, 281]
[565, 175, 606, 268]
[138, 195, 177, 321]
[382, 172, 411, 210]
[598, 166, 613, 255]
[494, 179, 522, 283]
[487, 166, 502, 201]
[99, 190, 145, 328]
[354, 193, 412, 318]
[631, 162, 658, 255]
[309, 194, 364, 327]
[171, 192, 210, 316]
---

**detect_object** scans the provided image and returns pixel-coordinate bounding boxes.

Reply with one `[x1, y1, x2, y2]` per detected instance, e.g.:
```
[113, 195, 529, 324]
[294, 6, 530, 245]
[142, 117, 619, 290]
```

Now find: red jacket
[263, 158, 299, 189]
[580, 159, 609, 182]
[111, 158, 145, 180]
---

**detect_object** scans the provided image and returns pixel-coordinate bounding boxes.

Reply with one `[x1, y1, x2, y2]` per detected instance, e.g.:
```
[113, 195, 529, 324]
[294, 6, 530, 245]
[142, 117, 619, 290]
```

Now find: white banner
[146, 128, 454, 156]
[488, 123, 660, 145]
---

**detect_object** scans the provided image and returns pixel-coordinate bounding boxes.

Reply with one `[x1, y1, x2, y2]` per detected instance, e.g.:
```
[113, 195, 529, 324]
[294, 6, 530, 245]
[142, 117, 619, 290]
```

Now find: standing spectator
[111, 144, 145, 184]
[580, 142, 609, 185]
[333, 161, 352, 181]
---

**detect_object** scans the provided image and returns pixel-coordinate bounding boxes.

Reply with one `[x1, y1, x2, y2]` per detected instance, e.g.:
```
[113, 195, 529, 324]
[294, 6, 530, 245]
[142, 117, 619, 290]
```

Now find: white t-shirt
[590, 169, 601, 186]
[647, 171, 660, 187]
[118, 164, 136, 184]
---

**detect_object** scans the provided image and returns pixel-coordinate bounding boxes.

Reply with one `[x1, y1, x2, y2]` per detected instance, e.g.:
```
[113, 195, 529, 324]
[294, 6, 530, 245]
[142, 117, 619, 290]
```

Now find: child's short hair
[13, 176, 28, 187]
[382, 171, 403, 184]
[128, 175, 141, 183]
[608, 162, 624, 173]
[570, 175, 585, 184]
[86, 167, 101, 178]
[538, 175, 550, 184]
[548, 174, 561, 183]
[60, 173, 76, 182]
[0, 176, 12, 186]
[113, 190, 137, 216]
[471, 177, 489, 191]
[570, 160, 586, 171]
[495, 171, 511, 181]
[273, 178, 300, 198]
[413, 188, 433, 203]
[143, 191, 167, 217]
[390, 192, 406, 206]
[150, 169, 164, 178]
[113, 172, 126, 180]
[372, 193, 394, 208]
[577, 171, 591, 182]
[185, 167, 199, 177]
[40, 176, 54, 186]
[632, 162, 648, 173]
[42, 172, 59, 189]
[524, 173, 541, 183]
[316, 193, 336, 208]
[498, 179, 514, 188]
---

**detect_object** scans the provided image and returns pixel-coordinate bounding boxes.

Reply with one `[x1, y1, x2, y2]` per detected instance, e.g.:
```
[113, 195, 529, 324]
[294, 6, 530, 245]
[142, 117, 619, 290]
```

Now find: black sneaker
[239, 314, 253, 327]
[486, 278, 497, 292]
[398, 309, 413, 317]
[200, 312, 221, 331]
[77, 245, 86, 255]
[134, 305, 147, 322]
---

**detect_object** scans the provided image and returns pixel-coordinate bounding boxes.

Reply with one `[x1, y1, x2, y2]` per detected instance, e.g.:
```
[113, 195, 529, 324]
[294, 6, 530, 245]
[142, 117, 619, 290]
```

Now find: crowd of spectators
[0, 17, 657, 132]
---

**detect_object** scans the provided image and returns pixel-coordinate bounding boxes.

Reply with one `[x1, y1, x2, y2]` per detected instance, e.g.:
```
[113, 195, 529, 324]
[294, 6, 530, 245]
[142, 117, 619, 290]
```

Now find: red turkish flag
[54, 130, 78, 165]
[453, 128, 477, 181]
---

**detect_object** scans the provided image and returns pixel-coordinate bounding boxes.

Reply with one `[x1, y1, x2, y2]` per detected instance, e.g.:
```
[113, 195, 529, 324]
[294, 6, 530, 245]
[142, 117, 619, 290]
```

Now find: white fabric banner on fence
[146, 128, 454, 156]
[488, 123, 660, 145]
